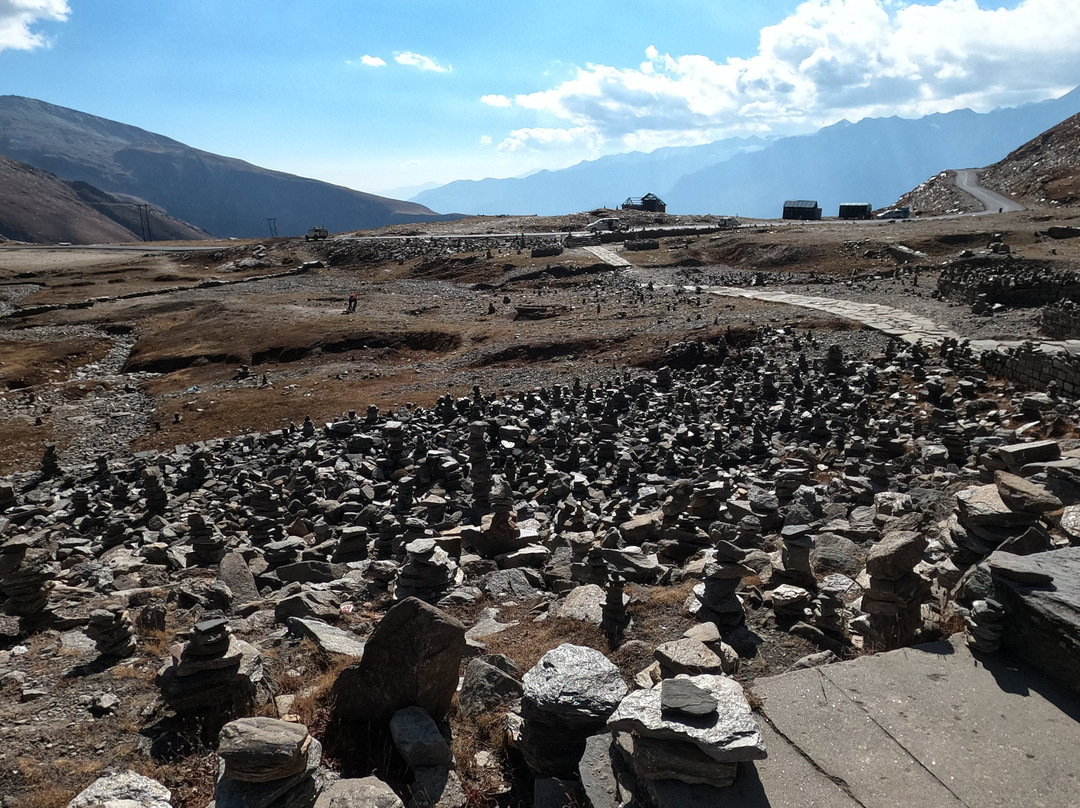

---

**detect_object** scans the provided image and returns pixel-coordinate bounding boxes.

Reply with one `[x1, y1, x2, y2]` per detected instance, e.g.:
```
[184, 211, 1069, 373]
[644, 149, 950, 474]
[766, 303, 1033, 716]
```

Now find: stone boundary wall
[981, 343, 1080, 396]
[1040, 299, 1080, 339]
[936, 257, 1080, 306]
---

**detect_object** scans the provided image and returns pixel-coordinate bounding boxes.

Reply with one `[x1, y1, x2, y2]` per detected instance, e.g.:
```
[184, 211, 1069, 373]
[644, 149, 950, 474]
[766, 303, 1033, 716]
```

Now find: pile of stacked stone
[965, 597, 1005, 652]
[188, 512, 227, 565]
[156, 618, 265, 739]
[860, 530, 930, 650]
[516, 644, 628, 780]
[689, 541, 755, 632]
[393, 538, 461, 604]
[332, 526, 370, 563]
[85, 603, 136, 658]
[248, 483, 285, 544]
[0, 539, 58, 622]
[605, 674, 767, 800]
[41, 442, 61, 479]
[4, 309, 1073, 796]
[214, 717, 324, 808]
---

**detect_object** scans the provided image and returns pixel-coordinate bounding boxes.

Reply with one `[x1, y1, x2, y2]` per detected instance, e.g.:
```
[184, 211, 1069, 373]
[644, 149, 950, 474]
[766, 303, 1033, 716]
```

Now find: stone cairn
[41, 442, 61, 479]
[468, 420, 493, 512]
[689, 541, 754, 632]
[142, 464, 169, 514]
[606, 674, 767, 798]
[393, 538, 460, 604]
[214, 717, 324, 808]
[861, 531, 930, 650]
[156, 618, 265, 741]
[966, 598, 1005, 653]
[188, 513, 227, 566]
[517, 644, 628, 779]
[0, 540, 58, 624]
[85, 603, 136, 659]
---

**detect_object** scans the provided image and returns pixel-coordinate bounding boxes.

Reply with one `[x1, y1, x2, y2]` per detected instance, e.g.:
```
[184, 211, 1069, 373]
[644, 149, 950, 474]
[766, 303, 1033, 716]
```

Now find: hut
[621, 193, 667, 213]
[782, 200, 822, 221]
[838, 202, 872, 220]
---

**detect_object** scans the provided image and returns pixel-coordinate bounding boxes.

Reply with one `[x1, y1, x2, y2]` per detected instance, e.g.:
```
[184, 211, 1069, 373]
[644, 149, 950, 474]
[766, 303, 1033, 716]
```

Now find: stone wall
[1040, 299, 1080, 339]
[981, 343, 1080, 396]
[936, 256, 1080, 306]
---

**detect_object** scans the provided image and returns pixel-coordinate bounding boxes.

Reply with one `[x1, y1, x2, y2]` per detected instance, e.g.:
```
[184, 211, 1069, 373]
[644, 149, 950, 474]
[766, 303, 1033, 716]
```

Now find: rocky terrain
[981, 111, 1080, 207]
[3, 195, 1080, 808]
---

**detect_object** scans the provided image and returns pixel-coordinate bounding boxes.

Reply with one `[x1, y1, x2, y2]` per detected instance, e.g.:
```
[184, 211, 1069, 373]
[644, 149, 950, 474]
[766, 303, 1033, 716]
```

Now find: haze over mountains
[414, 87, 1080, 218]
[0, 96, 453, 241]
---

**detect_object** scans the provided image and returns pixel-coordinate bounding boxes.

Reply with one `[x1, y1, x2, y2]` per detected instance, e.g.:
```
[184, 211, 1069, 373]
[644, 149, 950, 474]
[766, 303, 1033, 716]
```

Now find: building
[782, 200, 822, 221]
[621, 193, 667, 213]
[838, 202, 872, 220]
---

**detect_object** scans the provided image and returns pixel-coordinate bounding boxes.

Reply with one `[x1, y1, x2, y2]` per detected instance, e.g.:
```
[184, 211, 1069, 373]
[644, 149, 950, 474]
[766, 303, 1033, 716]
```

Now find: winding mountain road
[954, 168, 1025, 214]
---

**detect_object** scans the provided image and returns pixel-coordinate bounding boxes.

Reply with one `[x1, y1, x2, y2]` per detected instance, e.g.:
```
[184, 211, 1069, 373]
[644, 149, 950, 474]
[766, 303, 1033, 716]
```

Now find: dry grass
[480, 613, 610, 673]
[449, 706, 513, 801]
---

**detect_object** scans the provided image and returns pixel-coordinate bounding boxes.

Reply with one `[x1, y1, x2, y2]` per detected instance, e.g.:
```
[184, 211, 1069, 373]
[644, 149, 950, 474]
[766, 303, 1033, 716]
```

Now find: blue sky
[0, 0, 1075, 197]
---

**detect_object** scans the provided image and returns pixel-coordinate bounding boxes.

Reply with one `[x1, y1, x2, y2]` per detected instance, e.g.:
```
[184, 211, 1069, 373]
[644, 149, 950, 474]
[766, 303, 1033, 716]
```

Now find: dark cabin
[838, 202, 872, 220]
[782, 200, 821, 220]
[622, 193, 667, 213]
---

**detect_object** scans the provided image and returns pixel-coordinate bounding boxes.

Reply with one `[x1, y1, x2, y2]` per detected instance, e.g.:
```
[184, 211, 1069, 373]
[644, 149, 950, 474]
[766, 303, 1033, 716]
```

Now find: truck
[305, 226, 329, 241]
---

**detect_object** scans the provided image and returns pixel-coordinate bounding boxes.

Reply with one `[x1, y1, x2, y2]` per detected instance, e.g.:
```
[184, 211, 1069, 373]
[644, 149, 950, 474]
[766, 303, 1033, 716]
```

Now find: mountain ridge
[0, 96, 457, 238]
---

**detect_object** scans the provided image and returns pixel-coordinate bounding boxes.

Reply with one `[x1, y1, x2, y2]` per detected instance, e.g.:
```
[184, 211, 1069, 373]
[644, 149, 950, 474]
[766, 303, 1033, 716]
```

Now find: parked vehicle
[876, 207, 910, 220]
[305, 226, 329, 241]
[585, 217, 624, 233]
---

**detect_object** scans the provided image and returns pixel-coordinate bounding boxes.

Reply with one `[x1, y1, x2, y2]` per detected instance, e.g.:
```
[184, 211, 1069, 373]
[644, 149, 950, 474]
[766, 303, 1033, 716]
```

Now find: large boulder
[330, 597, 465, 726]
[67, 770, 171, 808]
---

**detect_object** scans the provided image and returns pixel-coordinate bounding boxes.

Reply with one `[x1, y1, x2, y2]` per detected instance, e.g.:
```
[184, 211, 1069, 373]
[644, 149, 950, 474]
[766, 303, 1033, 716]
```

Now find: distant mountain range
[0, 96, 455, 240]
[413, 87, 1080, 218]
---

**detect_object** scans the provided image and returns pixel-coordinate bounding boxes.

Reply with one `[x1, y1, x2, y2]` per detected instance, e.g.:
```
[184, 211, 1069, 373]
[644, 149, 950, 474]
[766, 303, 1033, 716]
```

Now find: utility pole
[136, 204, 152, 242]
[266, 218, 278, 238]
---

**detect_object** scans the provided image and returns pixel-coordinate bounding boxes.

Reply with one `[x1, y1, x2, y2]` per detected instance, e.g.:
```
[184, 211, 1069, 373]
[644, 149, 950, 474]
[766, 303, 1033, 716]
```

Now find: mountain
[414, 87, 1080, 218]
[0, 154, 198, 244]
[0, 96, 454, 239]
[979, 111, 1080, 206]
[412, 136, 770, 215]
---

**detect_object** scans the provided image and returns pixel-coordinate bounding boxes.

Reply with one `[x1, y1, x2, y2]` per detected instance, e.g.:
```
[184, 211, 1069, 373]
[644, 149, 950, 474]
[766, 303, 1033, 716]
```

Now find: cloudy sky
[1, 0, 1078, 196]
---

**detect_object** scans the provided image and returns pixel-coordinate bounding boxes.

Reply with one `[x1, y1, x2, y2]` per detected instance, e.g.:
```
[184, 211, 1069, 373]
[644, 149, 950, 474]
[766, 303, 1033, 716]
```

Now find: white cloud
[358, 54, 385, 67]
[479, 134, 493, 146]
[0, 0, 68, 52]
[486, 0, 1080, 154]
[481, 94, 512, 107]
[395, 51, 451, 73]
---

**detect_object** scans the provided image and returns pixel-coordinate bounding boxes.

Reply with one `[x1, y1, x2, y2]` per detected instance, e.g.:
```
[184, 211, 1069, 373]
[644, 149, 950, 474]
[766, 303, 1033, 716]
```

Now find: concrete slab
[752, 634, 1080, 808]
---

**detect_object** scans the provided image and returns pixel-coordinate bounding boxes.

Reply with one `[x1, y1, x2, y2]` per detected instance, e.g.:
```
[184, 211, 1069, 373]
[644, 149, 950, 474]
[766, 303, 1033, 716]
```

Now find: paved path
[954, 168, 1026, 214]
[692, 286, 964, 347]
[584, 245, 631, 267]
[694, 285, 1080, 356]
[731, 634, 1080, 808]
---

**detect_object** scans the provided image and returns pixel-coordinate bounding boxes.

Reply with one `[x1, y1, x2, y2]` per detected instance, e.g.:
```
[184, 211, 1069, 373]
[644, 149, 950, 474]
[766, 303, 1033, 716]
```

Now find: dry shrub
[449, 706, 512, 800]
[133, 751, 217, 808]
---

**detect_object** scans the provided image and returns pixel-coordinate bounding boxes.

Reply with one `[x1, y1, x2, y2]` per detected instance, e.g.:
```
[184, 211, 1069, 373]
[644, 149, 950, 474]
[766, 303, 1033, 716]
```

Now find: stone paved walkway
[584, 245, 632, 267]
[693, 285, 1080, 356]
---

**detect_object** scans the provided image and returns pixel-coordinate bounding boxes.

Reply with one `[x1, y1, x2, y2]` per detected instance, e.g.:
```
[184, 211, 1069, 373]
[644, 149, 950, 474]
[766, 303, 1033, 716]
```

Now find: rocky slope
[980, 111, 1080, 207]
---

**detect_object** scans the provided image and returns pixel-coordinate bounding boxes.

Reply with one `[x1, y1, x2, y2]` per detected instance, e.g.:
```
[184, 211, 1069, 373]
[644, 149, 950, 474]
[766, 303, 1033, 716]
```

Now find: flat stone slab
[752, 633, 1080, 808]
[993, 546, 1080, 696]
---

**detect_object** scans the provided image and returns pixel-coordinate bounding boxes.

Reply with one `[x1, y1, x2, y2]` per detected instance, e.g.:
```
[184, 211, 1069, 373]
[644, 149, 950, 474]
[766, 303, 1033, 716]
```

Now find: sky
[1, 0, 1079, 197]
